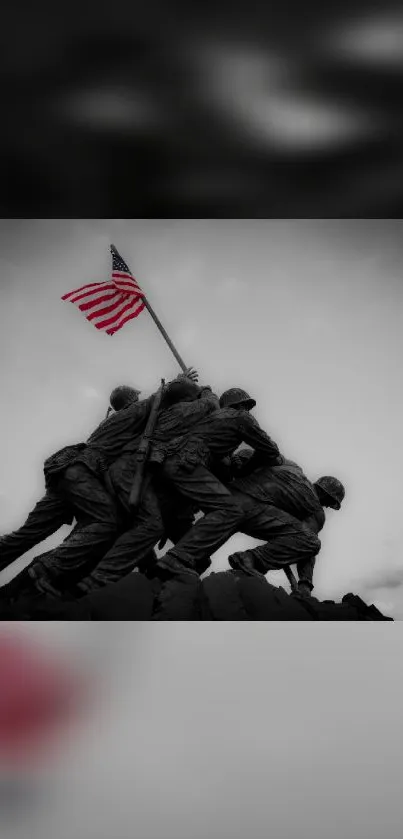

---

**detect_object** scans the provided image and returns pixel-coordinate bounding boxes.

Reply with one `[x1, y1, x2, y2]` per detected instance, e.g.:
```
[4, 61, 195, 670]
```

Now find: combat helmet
[314, 476, 345, 510]
[219, 388, 256, 410]
[110, 385, 141, 411]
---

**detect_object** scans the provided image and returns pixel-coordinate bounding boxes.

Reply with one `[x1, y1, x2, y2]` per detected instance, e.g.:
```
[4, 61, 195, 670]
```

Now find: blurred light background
[1, 0, 403, 215]
[0, 623, 402, 839]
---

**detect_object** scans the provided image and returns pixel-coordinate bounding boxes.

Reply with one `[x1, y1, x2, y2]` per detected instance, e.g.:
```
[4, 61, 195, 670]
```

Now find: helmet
[162, 380, 202, 408]
[219, 388, 256, 410]
[110, 385, 141, 412]
[315, 476, 345, 509]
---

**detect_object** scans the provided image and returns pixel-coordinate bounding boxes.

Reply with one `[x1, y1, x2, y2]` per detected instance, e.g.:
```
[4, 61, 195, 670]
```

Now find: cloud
[362, 568, 403, 592]
[191, 38, 375, 152]
[172, 256, 205, 289]
[215, 277, 247, 298]
[55, 86, 163, 135]
[81, 386, 102, 400]
[175, 324, 199, 351]
[241, 92, 374, 151]
[325, 11, 403, 69]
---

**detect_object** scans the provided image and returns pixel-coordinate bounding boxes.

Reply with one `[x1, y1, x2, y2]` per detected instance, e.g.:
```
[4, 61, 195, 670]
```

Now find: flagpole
[110, 244, 188, 374]
[142, 297, 188, 374]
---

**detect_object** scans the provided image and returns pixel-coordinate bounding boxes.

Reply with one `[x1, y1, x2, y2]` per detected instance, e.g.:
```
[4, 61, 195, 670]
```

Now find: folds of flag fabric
[62, 245, 146, 335]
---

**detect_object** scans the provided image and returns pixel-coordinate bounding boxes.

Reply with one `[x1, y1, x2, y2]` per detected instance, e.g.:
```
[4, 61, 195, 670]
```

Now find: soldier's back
[233, 458, 321, 520]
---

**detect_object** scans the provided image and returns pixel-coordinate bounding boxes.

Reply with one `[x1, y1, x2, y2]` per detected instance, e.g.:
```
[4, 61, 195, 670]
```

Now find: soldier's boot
[27, 560, 87, 601]
[228, 551, 263, 578]
[0, 568, 38, 604]
[34, 577, 64, 599]
[33, 573, 83, 601]
[195, 556, 212, 576]
[156, 553, 199, 578]
[293, 581, 314, 600]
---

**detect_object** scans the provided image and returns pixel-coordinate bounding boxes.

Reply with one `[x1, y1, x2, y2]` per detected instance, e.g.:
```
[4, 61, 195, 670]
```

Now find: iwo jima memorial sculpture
[0, 246, 392, 620]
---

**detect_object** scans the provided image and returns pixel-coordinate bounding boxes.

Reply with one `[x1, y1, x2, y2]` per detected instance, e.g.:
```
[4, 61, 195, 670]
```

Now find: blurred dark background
[2, 0, 403, 216]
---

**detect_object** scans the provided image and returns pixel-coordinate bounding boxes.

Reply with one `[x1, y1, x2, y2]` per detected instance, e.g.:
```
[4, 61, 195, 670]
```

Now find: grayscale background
[0, 622, 401, 839]
[0, 219, 401, 839]
[0, 219, 402, 613]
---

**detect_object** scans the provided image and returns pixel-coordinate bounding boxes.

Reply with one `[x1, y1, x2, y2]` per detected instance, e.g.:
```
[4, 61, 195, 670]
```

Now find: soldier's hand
[182, 367, 199, 382]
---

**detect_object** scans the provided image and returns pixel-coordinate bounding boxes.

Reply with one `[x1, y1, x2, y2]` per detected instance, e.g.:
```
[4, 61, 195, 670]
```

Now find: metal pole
[111, 244, 188, 374]
[142, 298, 188, 373]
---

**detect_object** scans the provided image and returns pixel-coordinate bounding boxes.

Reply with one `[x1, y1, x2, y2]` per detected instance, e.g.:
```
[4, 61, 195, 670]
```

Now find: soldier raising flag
[0, 243, 346, 612]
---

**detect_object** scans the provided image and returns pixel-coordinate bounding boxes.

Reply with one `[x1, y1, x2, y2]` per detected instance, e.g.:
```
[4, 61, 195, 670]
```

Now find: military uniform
[0, 395, 155, 572]
[71, 386, 218, 594]
[0, 491, 75, 572]
[158, 450, 323, 587]
[230, 453, 322, 518]
[0, 397, 155, 590]
[25, 382, 216, 596]
[0, 442, 90, 571]
[74, 478, 198, 595]
[228, 454, 326, 588]
[229, 502, 322, 590]
[155, 407, 282, 574]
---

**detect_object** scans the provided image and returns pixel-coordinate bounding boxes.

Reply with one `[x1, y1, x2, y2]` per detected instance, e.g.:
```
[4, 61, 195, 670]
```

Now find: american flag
[62, 245, 146, 335]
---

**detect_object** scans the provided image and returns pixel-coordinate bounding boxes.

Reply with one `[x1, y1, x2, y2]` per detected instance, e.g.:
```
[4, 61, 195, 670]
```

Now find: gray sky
[0, 220, 402, 613]
[0, 622, 402, 839]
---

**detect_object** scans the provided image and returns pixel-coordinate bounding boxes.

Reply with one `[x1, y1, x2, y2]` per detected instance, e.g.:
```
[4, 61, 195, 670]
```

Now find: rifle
[129, 379, 166, 511]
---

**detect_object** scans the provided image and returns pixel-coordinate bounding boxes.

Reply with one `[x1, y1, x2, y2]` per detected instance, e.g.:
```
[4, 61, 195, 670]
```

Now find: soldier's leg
[0, 491, 70, 571]
[138, 548, 159, 578]
[154, 485, 212, 575]
[30, 464, 120, 594]
[157, 463, 245, 574]
[229, 504, 321, 581]
[0, 565, 41, 603]
[27, 523, 113, 592]
[106, 454, 137, 514]
[296, 555, 316, 592]
[161, 459, 241, 514]
[75, 484, 165, 594]
[156, 479, 198, 545]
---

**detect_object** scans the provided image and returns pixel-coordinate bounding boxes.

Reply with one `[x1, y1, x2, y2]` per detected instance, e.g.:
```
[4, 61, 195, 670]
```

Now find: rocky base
[0, 570, 393, 621]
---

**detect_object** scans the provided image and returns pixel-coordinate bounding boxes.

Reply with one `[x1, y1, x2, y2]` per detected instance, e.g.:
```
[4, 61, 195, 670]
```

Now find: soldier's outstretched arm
[153, 383, 219, 438]
[149, 365, 219, 410]
[199, 385, 220, 408]
[167, 365, 219, 408]
[240, 414, 283, 465]
[176, 367, 199, 383]
[153, 395, 217, 442]
[135, 368, 199, 407]
[158, 367, 199, 388]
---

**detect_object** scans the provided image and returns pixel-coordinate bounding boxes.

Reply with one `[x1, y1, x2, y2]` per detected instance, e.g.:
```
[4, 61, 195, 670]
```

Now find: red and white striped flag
[62, 245, 146, 335]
